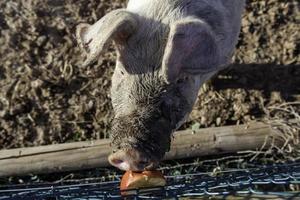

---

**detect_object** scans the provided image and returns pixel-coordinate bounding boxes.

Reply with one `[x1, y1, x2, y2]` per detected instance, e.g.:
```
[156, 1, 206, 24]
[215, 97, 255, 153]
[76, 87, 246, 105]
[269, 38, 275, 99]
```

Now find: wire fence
[1, 162, 300, 200]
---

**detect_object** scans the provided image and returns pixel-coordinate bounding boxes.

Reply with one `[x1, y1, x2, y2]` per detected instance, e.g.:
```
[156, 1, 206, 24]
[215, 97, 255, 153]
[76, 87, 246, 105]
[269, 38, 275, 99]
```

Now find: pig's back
[126, 0, 245, 22]
[126, 0, 245, 56]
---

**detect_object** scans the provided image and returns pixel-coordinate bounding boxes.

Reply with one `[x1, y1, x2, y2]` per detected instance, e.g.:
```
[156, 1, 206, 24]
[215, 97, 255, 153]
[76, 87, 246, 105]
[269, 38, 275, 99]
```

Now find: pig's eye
[176, 76, 188, 84]
[120, 71, 124, 75]
[176, 79, 183, 84]
[153, 112, 161, 119]
[161, 102, 172, 119]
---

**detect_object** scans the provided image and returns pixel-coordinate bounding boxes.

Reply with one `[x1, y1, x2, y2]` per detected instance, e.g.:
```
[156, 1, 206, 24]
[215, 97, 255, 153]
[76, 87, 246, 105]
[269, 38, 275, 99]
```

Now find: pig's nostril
[139, 161, 149, 165]
[110, 157, 131, 171]
[137, 160, 151, 169]
[112, 159, 123, 165]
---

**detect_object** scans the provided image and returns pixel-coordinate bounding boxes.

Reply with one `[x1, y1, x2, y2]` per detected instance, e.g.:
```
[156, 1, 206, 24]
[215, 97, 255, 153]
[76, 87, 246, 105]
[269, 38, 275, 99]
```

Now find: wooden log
[0, 121, 276, 177]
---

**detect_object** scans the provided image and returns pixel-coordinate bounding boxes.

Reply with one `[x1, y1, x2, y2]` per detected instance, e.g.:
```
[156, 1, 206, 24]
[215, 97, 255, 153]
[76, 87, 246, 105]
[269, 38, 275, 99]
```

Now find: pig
[76, 0, 245, 171]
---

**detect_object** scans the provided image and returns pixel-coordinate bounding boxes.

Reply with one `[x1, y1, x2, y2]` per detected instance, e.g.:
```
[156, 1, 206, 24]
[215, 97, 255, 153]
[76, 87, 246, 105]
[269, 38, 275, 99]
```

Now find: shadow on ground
[214, 63, 300, 101]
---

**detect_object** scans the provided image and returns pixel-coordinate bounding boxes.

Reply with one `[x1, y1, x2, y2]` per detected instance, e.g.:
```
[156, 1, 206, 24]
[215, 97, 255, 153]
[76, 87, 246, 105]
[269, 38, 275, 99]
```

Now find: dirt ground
[0, 0, 299, 149]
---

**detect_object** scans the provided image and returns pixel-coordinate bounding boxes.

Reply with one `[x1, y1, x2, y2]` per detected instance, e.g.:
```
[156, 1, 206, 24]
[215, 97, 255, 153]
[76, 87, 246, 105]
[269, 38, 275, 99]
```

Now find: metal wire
[1, 162, 300, 200]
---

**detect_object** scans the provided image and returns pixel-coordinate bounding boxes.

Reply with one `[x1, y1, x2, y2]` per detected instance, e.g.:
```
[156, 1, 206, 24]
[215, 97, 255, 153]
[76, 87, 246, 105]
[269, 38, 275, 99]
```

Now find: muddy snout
[108, 149, 158, 171]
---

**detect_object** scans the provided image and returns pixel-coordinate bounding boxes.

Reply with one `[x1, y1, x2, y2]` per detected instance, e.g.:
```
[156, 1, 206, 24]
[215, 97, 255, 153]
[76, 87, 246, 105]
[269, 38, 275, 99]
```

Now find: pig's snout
[108, 149, 158, 171]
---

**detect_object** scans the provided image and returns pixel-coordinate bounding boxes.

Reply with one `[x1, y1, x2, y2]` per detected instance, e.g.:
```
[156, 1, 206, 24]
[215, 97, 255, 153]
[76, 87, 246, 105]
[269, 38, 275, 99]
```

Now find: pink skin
[108, 149, 158, 171]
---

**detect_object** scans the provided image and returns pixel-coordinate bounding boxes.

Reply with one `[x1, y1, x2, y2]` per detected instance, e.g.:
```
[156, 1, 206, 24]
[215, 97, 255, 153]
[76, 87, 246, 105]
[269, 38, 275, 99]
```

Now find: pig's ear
[76, 9, 138, 67]
[161, 19, 222, 83]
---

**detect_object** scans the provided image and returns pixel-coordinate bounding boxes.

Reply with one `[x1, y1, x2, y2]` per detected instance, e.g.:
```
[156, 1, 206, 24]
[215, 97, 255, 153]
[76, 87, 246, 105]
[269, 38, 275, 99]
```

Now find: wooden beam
[0, 121, 276, 177]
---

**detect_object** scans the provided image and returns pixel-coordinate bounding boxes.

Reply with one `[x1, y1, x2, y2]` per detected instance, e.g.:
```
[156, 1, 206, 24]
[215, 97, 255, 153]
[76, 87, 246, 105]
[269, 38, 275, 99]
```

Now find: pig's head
[76, 9, 224, 171]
